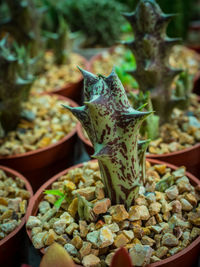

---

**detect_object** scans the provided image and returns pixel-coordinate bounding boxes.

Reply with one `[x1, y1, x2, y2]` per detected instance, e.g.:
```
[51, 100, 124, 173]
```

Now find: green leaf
[54, 195, 65, 209]
[44, 189, 64, 197]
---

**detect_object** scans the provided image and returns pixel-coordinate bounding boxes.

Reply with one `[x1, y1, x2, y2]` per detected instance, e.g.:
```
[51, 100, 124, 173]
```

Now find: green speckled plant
[0, 37, 34, 137]
[64, 68, 150, 208]
[123, 0, 190, 125]
[43, 16, 72, 65]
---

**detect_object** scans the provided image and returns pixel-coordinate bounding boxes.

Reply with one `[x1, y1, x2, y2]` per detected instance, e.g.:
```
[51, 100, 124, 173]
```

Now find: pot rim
[26, 158, 200, 267]
[77, 122, 200, 158]
[0, 165, 33, 247]
[0, 94, 78, 160]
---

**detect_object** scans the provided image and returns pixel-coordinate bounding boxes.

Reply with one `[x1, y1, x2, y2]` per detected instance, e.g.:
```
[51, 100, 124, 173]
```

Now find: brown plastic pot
[0, 94, 78, 191]
[0, 165, 33, 266]
[49, 55, 89, 104]
[26, 159, 200, 267]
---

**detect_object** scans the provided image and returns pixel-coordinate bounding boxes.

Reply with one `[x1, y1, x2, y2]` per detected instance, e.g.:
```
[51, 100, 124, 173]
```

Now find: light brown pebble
[79, 220, 88, 238]
[155, 246, 168, 258]
[149, 202, 162, 216]
[105, 252, 114, 266]
[44, 229, 57, 246]
[129, 205, 150, 221]
[71, 235, 83, 249]
[161, 233, 179, 247]
[80, 242, 92, 258]
[180, 198, 193, 211]
[141, 236, 155, 246]
[109, 205, 129, 222]
[74, 187, 96, 201]
[82, 254, 100, 267]
[93, 198, 111, 215]
[114, 233, 129, 248]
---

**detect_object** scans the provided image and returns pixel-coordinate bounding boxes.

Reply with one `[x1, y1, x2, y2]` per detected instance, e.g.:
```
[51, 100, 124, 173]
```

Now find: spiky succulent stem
[64, 68, 150, 208]
[123, 0, 186, 124]
[0, 38, 34, 136]
[53, 16, 71, 65]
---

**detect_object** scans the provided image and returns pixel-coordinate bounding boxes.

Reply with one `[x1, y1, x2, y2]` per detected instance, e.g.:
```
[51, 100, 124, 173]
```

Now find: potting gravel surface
[31, 52, 86, 94]
[0, 170, 31, 241]
[27, 156, 200, 267]
[0, 94, 77, 156]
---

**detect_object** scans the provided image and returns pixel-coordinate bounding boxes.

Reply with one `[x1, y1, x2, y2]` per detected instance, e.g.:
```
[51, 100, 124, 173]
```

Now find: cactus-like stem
[174, 71, 194, 110]
[123, 0, 184, 124]
[0, 38, 34, 135]
[54, 16, 71, 65]
[64, 68, 151, 208]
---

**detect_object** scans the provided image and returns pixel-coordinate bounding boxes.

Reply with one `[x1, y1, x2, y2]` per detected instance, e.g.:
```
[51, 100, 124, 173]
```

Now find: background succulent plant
[123, 0, 190, 125]
[62, 0, 126, 47]
[0, 37, 34, 137]
[0, 0, 43, 58]
[64, 68, 150, 208]
[117, 0, 195, 39]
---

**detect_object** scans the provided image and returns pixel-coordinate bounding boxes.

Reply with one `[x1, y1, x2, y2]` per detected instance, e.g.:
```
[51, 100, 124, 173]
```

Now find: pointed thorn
[77, 66, 98, 83]
[92, 144, 109, 159]
[62, 104, 86, 117]
[84, 95, 103, 107]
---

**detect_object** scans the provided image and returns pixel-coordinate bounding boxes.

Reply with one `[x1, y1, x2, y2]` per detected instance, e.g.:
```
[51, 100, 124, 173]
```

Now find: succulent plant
[63, 0, 126, 47]
[123, 0, 190, 124]
[43, 16, 72, 65]
[0, 0, 43, 58]
[64, 68, 151, 208]
[174, 70, 194, 109]
[0, 37, 34, 136]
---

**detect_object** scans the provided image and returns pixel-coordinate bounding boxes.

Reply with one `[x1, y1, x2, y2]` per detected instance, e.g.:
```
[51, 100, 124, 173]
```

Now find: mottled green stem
[64, 68, 150, 208]
[123, 0, 185, 124]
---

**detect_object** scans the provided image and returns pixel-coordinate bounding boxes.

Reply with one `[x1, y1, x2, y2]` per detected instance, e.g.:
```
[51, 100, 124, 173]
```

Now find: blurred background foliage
[0, 0, 199, 48]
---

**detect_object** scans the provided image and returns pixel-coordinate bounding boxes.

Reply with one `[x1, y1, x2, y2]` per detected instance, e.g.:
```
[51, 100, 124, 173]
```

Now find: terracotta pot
[0, 165, 33, 266]
[50, 55, 89, 104]
[0, 95, 78, 191]
[26, 159, 200, 267]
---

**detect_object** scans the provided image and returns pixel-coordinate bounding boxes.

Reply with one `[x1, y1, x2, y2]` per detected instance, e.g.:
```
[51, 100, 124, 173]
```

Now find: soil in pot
[0, 165, 33, 266]
[31, 52, 88, 102]
[26, 160, 200, 267]
[0, 94, 78, 191]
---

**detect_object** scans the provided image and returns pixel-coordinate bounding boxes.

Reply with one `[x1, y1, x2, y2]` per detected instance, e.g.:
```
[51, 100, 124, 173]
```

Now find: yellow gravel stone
[109, 205, 129, 222]
[44, 229, 57, 246]
[68, 197, 78, 217]
[0, 197, 8, 206]
[154, 164, 166, 175]
[114, 233, 129, 248]
[71, 235, 83, 250]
